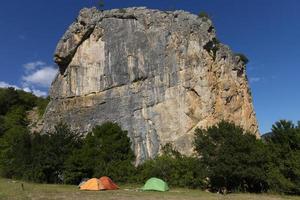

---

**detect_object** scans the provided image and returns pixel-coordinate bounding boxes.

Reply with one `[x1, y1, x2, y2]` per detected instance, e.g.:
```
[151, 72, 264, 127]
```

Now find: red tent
[99, 176, 119, 190]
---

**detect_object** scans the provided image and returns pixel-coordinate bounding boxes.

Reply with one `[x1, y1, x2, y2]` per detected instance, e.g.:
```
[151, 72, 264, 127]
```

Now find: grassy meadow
[0, 178, 299, 200]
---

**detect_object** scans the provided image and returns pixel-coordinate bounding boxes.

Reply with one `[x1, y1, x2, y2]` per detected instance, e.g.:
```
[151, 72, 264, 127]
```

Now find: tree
[0, 87, 51, 181]
[194, 121, 268, 192]
[265, 120, 300, 194]
[0, 126, 31, 179]
[28, 123, 82, 183]
[3, 106, 28, 130]
[0, 88, 19, 115]
[63, 122, 135, 184]
[136, 143, 207, 189]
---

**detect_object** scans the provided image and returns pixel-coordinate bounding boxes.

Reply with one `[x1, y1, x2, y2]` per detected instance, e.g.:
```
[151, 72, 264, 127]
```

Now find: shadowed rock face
[44, 7, 259, 164]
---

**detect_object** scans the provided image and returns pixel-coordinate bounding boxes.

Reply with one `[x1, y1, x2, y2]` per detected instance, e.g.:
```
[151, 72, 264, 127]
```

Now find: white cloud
[0, 82, 47, 97]
[0, 81, 20, 89]
[31, 89, 47, 97]
[22, 61, 58, 96]
[22, 87, 47, 97]
[22, 66, 58, 88]
[0, 60, 58, 97]
[249, 77, 261, 83]
[23, 61, 46, 72]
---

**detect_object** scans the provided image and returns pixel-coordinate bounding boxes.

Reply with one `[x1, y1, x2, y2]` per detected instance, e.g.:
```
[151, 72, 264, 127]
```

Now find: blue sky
[0, 0, 299, 134]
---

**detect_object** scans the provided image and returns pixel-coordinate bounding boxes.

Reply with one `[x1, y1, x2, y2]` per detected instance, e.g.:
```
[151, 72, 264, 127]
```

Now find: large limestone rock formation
[43, 7, 259, 164]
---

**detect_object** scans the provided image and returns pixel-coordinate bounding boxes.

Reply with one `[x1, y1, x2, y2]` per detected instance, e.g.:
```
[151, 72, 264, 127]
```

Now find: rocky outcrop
[27, 107, 44, 134]
[43, 7, 259, 164]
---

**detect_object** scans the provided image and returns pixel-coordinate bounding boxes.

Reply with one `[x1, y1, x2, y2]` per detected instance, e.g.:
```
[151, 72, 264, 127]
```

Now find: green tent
[141, 177, 169, 192]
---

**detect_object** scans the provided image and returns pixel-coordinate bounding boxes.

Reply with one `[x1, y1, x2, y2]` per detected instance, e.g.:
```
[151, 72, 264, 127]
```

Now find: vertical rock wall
[43, 7, 259, 164]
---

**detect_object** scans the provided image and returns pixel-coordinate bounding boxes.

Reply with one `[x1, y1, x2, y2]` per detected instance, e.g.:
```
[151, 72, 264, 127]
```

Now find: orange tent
[99, 176, 119, 190]
[80, 178, 103, 191]
[79, 177, 119, 191]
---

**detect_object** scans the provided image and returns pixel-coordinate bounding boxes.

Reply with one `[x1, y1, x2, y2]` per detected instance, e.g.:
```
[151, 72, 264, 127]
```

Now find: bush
[198, 11, 210, 19]
[203, 38, 220, 59]
[235, 53, 249, 64]
[137, 144, 207, 189]
[194, 121, 269, 192]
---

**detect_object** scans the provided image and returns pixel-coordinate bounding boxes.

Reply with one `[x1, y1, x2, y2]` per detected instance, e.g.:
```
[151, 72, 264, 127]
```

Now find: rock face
[44, 7, 259, 164]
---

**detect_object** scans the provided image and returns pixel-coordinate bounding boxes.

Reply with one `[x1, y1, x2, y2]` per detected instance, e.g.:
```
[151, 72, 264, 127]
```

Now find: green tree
[28, 123, 82, 183]
[0, 126, 31, 179]
[0, 116, 4, 137]
[0, 88, 19, 115]
[63, 122, 135, 184]
[194, 121, 268, 192]
[265, 120, 300, 194]
[137, 143, 207, 189]
[3, 106, 28, 130]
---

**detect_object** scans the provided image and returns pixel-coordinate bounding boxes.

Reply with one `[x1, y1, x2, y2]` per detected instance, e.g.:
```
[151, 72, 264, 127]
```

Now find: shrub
[119, 8, 126, 13]
[198, 11, 210, 19]
[203, 38, 220, 59]
[137, 144, 207, 189]
[194, 121, 269, 192]
[235, 53, 249, 64]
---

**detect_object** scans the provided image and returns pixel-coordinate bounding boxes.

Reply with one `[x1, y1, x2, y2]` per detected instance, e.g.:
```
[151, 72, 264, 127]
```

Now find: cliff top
[54, 7, 215, 73]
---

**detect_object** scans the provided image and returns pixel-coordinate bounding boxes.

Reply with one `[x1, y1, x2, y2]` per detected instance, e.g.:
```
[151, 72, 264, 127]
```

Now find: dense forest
[0, 88, 299, 195]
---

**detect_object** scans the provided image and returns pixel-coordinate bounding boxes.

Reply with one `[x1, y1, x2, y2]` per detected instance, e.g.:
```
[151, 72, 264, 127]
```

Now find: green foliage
[265, 120, 300, 194]
[0, 87, 50, 181]
[3, 106, 28, 130]
[194, 121, 269, 192]
[63, 122, 135, 184]
[0, 116, 4, 137]
[0, 89, 299, 196]
[27, 123, 82, 183]
[0, 87, 49, 125]
[0, 126, 31, 179]
[203, 38, 220, 59]
[0, 88, 43, 116]
[0, 88, 19, 115]
[198, 11, 210, 20]
[119, 8, 126, 13]
[235, 53, 249, 64]
[137, 144, 207, 189]
[36, 97, 50, 117]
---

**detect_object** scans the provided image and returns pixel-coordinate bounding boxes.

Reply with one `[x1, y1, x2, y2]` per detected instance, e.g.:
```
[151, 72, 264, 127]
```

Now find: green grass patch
[0, 178, 299, 200]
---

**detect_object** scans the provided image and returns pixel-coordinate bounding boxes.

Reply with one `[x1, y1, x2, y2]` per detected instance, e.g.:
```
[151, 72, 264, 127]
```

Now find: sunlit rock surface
[43, 7, 259, 164]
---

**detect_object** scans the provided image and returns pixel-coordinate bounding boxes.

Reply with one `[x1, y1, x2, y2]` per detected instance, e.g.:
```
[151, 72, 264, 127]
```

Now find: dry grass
[0, 178, 299, 200]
